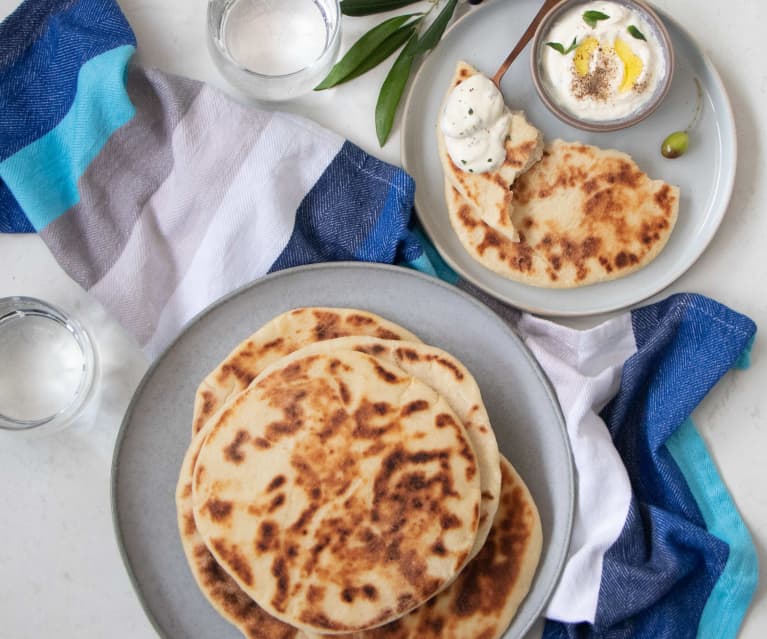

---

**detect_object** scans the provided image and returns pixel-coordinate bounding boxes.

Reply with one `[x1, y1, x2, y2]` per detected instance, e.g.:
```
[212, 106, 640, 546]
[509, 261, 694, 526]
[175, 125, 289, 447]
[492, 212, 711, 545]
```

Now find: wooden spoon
[492, 0, 562, 88]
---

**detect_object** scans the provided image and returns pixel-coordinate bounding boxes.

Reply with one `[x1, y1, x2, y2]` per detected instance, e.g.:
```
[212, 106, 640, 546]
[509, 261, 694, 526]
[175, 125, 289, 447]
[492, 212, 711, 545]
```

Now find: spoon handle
[492, 0, 561, 87]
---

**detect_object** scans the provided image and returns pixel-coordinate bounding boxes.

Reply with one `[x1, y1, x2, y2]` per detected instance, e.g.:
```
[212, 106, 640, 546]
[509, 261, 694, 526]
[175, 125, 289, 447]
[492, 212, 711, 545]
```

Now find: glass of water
[207, 0, 342, 101]
[0, 297, 99, 434]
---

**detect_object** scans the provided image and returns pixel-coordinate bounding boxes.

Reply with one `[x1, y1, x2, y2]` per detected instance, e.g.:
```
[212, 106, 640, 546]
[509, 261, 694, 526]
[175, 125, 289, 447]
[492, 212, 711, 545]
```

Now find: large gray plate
[112, 263, 573, 639]
[401, 0, 735, 316]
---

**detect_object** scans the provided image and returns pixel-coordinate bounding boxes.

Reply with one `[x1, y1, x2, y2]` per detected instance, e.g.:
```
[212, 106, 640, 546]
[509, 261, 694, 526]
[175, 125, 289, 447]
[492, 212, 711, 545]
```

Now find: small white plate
[401, 0, 735, 316]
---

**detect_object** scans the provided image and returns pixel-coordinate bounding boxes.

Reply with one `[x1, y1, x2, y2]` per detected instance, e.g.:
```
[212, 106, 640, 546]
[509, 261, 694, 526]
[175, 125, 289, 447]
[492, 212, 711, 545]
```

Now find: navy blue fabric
[0, 0, 135, 160]
[543, 293, 756, 639]
[0, 181, 31, 233]
[270, 141, 421, 272]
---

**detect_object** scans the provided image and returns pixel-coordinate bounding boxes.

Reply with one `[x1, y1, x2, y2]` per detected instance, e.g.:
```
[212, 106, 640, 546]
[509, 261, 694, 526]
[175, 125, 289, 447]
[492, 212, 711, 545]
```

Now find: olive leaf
[582, 10, 609, 28]
[343, 23, 420, 83]
[375, 34, 419, 146]
[340, 0, 423, 17]
[627, 25, 646, 40]
[546, 36, 578, 55]
[412, 0, 459, 55]
[315, 13, 421, 90]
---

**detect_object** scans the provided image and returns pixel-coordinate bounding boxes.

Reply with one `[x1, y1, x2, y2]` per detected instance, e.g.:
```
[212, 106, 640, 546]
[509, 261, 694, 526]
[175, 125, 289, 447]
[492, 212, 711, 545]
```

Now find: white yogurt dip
[441, 73, 511, 174]
[541, 1, 665, 121]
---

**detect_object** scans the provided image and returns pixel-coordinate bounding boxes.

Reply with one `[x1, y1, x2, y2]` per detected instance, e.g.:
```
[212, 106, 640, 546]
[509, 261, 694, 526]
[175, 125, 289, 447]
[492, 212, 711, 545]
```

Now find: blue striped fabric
[538, 294, 757, 639]
[0, 0, 134, 233]
[1, 44, 136, 230]
[1, 0, 759, 637]
[269, 142, 421, 273]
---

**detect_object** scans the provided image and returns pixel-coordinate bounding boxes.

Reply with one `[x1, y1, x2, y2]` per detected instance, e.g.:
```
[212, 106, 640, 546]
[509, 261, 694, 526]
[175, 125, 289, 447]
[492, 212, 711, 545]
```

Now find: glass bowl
[531, 0, 674, 132]
[207, 0, 342, 102]
[0, 297, 99, 434]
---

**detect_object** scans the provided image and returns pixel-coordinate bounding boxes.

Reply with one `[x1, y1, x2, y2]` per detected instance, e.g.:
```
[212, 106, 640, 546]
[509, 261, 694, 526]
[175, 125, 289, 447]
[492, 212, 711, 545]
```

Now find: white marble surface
[0, 0, 764, 637]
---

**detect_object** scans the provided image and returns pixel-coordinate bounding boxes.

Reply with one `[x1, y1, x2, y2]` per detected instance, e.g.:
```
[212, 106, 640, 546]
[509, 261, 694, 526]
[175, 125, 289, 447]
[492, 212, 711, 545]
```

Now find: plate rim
[110, 261, 575, 639]
[400, 0, 737, 317]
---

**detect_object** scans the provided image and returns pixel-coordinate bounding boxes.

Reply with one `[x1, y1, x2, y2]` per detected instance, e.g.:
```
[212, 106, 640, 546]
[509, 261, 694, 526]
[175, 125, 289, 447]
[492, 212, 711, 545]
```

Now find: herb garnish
[317, 0, 461, 146]
[627, 25, 646, 40]
[546, 37, 578, 55]
[583, 10, 609, 28]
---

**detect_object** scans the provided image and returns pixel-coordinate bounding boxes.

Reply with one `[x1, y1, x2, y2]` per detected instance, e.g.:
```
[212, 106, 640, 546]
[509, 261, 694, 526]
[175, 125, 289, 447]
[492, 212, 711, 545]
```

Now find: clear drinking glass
[207, 0, 342, 101]
[0, 297, 99, 434]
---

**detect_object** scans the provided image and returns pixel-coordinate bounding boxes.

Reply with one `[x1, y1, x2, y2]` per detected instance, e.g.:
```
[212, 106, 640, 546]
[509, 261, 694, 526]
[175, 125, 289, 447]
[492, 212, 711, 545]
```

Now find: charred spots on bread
[267, 474, 286, 492]
[267, 493, 286, 514]
[376, 328, 403, 340]
[212, 539, 254, 587]
[400, 400, 429, 417]
[307, 584, 325, 604]
[353, 399, 396, 439]
[259, 337, 285, 354]
[223, 429, 250, 464]
[312, 311, 344, 341]
[396, 346, 421, 362]
[256, 520, 280, 552]
[654, 184, 675, 218]
[345, 313, 375, 327]
[218, 361, 256, 387]
[428, 354, 464, 381]
[370, 360, 402, 384]
[205, 498, 234, 522]
[270, 556, 290, 612]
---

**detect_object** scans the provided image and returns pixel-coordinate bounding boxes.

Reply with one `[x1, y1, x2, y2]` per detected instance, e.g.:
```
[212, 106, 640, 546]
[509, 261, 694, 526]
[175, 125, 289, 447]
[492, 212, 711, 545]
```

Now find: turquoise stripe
[734, 335, 755, 370]
[403, 226, 460, 284]
[0, 44, 136, 231]
[666, 417, 758, 639]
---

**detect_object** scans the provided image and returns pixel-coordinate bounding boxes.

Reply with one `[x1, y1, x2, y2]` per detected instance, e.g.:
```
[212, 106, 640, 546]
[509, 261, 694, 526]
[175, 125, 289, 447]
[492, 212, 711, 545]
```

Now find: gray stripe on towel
[40, 65, 202, 289]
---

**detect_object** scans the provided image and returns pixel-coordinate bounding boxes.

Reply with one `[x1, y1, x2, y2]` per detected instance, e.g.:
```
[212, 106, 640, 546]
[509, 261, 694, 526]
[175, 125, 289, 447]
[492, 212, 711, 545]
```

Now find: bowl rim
[206, 0, 342, 82]
[530, 0, 675, 132]
[0, 296, 99, 432]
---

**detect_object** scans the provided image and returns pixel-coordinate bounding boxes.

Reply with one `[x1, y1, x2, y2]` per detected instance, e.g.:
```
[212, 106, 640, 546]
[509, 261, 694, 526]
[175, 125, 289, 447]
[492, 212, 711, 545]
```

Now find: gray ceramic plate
[401, 0, 735, 316]
[112, 263, 573, 639]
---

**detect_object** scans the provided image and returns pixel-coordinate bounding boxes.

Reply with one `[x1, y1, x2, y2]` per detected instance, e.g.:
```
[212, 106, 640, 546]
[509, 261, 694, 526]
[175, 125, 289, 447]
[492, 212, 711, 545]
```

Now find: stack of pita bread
[438, 62, 680, 288]
[176, 307, 542, 639]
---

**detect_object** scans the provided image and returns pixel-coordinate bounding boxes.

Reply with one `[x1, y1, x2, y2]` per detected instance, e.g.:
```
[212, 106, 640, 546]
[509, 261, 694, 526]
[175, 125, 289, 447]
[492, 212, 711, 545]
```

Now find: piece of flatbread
[448, 139, 680, 287]
[310, 454, 542, 639]
[176, 421, 310, 638]
[437, 61, 544, 241]
[192, 308, 421, 436]
[272, 336, 501, 561]
[192, 349, 481, 634]
[177, 335, 500, 638]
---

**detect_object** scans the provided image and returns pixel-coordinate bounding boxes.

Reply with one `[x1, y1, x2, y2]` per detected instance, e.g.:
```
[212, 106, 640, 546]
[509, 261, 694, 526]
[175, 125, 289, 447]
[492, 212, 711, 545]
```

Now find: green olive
[661, 131, 689, 159]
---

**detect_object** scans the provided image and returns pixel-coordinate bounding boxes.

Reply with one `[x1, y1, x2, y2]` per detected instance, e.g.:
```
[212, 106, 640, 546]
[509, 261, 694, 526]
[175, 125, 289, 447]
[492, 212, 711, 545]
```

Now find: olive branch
[315, 0, 471, 146]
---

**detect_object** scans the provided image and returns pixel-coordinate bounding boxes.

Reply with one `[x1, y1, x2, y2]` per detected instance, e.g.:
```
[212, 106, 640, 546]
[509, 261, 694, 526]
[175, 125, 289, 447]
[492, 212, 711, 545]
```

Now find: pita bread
[314, 454, 542, 639]
[437, 61, 544, 241]
[192, 349, 481, 634]
[177, 334, 499, 637]
[271, 336, 501, 561]
[176, 423, 309, 639]
[448, 139, 680, 287]
[192, 308, 421, 436]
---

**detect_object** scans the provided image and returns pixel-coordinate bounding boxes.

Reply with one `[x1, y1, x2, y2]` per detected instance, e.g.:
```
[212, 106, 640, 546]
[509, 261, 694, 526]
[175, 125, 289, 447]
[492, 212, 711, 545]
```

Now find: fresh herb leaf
[546, 41, 565, 54]
[375, 34, 419, 146]
[627, 25, 646, 40]
[546, 36, 578, 55]
[340, 0, 422, 17]
[412, 0, 459, 55]
[315, 14, 421, 90]
[344, 23, 420, 83]
[582, 10, 609, 28]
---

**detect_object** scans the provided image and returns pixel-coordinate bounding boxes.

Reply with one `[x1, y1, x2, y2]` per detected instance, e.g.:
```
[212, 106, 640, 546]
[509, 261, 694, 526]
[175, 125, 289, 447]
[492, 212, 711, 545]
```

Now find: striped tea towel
[0, 0, 758, 637]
